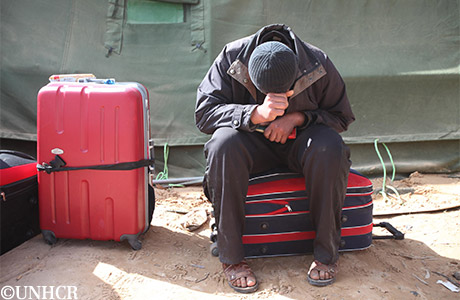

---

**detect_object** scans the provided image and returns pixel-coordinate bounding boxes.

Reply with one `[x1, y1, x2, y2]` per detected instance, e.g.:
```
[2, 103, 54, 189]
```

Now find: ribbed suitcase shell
[242, 169, 373, 258]
[37, 82, 150, 248]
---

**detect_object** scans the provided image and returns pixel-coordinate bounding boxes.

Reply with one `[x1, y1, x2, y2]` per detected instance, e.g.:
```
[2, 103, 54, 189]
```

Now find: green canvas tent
[1, 0, 459, 178]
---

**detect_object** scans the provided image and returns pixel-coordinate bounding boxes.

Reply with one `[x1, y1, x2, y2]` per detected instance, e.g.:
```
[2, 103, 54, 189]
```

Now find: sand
[1, 172, 459, 300]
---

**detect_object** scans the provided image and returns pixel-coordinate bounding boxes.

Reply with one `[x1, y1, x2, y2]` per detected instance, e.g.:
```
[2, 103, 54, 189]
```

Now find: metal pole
[151, 176, 204, 185]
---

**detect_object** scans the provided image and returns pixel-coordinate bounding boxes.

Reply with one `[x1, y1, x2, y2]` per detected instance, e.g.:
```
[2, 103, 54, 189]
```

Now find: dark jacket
[195, 24, 355, 134]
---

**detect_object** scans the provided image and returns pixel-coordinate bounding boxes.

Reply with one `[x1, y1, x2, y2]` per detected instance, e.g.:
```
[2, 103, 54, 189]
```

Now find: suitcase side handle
[373, 222, 405, 240]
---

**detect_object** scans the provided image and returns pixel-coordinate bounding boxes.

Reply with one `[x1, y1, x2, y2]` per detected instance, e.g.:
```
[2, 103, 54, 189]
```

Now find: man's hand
[264, 112, 305, 144]
[250, 90, 294, 125]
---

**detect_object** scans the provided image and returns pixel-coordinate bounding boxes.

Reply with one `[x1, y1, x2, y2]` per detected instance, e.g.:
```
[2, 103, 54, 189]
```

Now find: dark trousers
[204, 124, 351, 265]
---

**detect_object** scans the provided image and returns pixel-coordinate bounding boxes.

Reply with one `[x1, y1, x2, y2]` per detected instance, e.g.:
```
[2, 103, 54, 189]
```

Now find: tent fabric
[151, 140, 460, 178]
[105, 0, 126, 55]
[1, 0, 459, 177]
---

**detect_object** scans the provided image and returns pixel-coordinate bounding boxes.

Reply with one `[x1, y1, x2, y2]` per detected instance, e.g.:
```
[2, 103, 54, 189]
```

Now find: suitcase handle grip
[0, 150, 36, 161]
[373, 222, 405, 240]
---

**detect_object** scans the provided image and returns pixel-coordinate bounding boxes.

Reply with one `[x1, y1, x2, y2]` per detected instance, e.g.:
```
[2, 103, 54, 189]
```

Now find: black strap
[37, 155, 154, 174]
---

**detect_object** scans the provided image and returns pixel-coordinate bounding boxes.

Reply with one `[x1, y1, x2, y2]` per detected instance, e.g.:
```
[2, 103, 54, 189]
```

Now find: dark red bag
[0, 150, 40, 254]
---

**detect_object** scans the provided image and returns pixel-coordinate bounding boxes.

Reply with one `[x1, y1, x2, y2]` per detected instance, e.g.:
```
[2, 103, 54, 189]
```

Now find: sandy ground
[1, 172, 459, 300]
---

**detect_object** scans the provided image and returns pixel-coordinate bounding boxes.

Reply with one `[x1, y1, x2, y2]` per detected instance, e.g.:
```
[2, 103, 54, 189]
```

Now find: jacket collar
[227, 24, 326, 100]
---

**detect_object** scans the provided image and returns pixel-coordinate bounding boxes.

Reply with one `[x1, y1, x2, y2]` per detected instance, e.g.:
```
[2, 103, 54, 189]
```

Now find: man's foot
[222, 261, 259, 293]
[307, 260, 339, 287]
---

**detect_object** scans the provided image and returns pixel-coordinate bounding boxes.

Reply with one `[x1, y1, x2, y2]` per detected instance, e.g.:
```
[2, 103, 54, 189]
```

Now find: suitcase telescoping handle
[373, 222, 405, 240]
[78, 78, 116, 84]
[149, 139, 155, 175]
[48, 74, 114, 84]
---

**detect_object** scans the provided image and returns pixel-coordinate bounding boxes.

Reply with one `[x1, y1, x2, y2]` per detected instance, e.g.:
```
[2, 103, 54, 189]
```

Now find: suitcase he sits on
[0, 151, 41, 254]
[36, 78, 154, 250]
[210, 168, 390, 258]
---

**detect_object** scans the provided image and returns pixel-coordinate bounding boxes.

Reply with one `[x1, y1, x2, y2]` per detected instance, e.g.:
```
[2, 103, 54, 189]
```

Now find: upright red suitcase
[37, 80, 153, 250]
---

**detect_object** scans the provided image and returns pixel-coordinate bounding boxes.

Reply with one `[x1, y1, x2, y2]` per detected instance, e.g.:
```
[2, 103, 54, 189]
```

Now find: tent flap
[105, 0, 126, 55]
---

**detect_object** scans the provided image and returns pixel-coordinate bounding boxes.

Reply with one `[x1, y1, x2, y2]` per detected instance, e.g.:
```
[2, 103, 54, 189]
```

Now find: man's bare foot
[222, 261, 259, 293]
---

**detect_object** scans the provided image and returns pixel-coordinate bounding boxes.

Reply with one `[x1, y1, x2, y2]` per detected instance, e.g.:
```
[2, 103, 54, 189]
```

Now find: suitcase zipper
[249, 200, 293, 215]
[0, 184, 37, 200]
[266, 204, 293, 215]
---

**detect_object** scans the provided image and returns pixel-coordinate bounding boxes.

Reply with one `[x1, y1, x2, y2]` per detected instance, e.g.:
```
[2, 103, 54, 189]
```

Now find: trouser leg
[204, 127, 284, 264]
[289, 124, 351, 265]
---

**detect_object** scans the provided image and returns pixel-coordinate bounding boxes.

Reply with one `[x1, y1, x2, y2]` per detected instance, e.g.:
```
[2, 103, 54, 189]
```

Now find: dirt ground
[1, 172, 459, 300]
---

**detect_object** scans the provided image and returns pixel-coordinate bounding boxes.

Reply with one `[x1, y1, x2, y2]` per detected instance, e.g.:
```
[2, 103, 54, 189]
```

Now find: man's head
[248, 41, 298, 94]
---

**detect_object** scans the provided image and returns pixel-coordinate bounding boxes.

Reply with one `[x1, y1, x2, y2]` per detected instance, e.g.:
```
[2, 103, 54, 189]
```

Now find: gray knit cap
[248, 41, 298, 94]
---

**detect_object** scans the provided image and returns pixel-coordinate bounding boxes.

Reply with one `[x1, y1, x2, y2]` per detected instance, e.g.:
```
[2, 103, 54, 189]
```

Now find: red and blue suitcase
[36, 80, 154, 250]
[0, 150, 41, 254]
[209, 169, 383, 258]
[240, 169, 374, 258]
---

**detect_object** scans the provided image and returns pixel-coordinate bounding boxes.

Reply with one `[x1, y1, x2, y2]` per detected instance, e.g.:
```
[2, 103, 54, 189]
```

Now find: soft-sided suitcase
[209, 169, 375, 258]
[36, 80, 154, 250]
[0, 150, 41, 254]
[241, 169, 374, 258]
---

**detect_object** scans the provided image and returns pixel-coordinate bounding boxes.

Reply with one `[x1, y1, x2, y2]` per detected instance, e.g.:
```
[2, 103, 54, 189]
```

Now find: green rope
[155, 143, 169, 181]
[382, 142, 396, 181]
[155, 143, 184, 187]
[374, 139, 400, 202]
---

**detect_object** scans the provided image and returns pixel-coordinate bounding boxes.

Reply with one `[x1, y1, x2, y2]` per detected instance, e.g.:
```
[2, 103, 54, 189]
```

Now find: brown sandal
[307, 260, 339, 287]
[222, 261, 259, 293]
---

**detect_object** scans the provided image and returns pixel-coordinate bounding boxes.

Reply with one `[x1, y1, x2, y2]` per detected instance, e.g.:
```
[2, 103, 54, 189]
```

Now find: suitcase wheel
[128, 238, 142, 251]
[210, 230, 218, 243]
[210, 241, 219, 257]
[210, 220, 218, 243]
[42, 230, 57, 245]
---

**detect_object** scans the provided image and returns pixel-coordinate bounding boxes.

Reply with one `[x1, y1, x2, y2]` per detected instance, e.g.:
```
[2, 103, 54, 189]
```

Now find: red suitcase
[37, 80, 153, 250]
